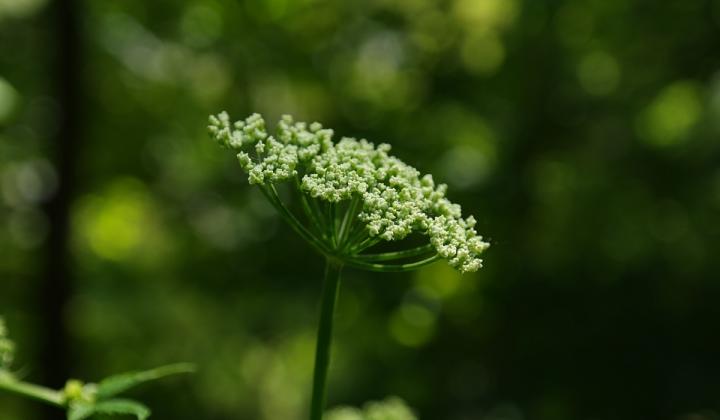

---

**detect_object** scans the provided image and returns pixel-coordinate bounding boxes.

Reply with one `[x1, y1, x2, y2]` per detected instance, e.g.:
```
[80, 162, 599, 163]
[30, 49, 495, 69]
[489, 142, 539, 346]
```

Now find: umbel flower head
[209, 112, 489, 273]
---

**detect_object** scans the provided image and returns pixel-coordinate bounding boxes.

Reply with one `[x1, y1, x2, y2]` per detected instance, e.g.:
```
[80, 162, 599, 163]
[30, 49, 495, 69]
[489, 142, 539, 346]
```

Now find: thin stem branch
[351, 236, 382, 254]
[309, 196, 329, 238]
[337, 195, 360, 248]
[329, 202, 338, 248]
[309, 259, 343, 420]
[0, 375, 64, 407]
[353, 243, 435, 262]
[343, 254, 441, 272]
[342, 223, 369, 252]
[321, 202, 334, 247]
[259, 185, 332, 256]
[295, 178, 327, 241]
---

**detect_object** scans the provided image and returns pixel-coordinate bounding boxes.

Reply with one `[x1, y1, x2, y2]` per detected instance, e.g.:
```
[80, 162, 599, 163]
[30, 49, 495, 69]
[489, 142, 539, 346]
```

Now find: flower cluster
[208, 112, 332, 185]
[209, 112, 489, 272]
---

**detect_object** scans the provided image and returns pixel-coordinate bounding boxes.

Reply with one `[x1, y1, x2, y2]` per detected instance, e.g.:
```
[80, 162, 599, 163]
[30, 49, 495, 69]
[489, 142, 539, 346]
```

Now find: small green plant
[325, 397, 417, 420]
[0, 317, 193, 419]
[209, 112, 490, 420]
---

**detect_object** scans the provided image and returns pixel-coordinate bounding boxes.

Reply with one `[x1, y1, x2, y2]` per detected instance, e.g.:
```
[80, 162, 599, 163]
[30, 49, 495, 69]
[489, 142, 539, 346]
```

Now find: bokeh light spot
[7, 208, 48, 249]
[251, 75, 331, 121]
[188, 54, 231, 104]
[246, 0, 290, 22]
[73, 178, 167, 264]
[415, 263, 463, 300]
[636, 81, 703, 147]
[338, 32, 424, 111]
[388, 303, 437, 347]
[180, 2, 223, 47]
[0, 77, 18, 123]
[577, 51, 620, 96]
[453, 0, 519, 31]
[554, 3, 594, 48]
[434, 105, 497, 187]
[439, 145, 492, 189]
[1, 159, 57, 206]
[460, 31, 505, 76]
[0, 0, 46, 19]
[708, 72, 720, 134]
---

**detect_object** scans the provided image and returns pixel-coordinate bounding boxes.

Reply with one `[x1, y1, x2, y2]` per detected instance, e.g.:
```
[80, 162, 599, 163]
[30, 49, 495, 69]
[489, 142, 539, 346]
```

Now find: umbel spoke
[258, 184, 332, 256]
[353, 243, 436, 262]
[261, 182, 440, 272]
[344, 254, 441, 273]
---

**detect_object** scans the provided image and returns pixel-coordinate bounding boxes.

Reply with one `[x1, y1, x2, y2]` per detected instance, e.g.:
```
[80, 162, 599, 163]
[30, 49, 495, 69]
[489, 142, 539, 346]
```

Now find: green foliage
[63, 364, 193, 420]
[68, 399, 151, 420]
[0, 318, 191, 420]
[209, 112, 489, 273]
[96, 363, 195, 399]
[326, 397, 417, 420]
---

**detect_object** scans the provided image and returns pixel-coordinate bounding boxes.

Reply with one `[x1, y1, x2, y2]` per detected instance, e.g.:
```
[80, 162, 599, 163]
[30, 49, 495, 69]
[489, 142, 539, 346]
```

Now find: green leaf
[94, 399, 151, 420]
[97, 363, 194, 399]
[67, 402, 96, 420]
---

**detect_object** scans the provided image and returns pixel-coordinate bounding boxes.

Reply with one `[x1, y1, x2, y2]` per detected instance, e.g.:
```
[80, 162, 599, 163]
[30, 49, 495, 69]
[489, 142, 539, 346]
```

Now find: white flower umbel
[209, 112, 489, 272]
[210, 111, 491, 420]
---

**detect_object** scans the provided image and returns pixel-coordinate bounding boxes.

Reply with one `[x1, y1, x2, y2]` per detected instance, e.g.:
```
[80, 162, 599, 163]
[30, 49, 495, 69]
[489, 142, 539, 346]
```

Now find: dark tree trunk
[39, 0, 81, 418]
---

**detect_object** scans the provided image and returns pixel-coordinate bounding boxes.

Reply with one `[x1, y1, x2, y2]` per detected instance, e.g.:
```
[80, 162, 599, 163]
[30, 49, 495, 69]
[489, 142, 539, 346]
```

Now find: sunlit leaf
[97, 363, 194, 399]
[67, 402, 96, 420]
[94, 399, 151, 420]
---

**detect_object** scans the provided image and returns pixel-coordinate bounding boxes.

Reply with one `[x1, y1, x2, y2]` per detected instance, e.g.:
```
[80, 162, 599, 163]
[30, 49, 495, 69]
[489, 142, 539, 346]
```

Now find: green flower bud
[63, 379, 97, 404]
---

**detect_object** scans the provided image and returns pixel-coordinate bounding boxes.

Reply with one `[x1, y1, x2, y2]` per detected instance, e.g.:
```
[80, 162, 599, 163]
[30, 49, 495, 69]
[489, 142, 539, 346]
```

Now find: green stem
[342, 224, 369, 252]
[351, 236, 381, 254]
[344, 254, 441, 272]
[0, 375, 64, 407]
[329, 203, 338, 248]
[309, 196, 330, 239]
[337, 196, 360, 248]
[259, 185, 332, 256]
[295, 178, 327, 241]
[354, 244, 435, 262]
[309, 259, 343, 420]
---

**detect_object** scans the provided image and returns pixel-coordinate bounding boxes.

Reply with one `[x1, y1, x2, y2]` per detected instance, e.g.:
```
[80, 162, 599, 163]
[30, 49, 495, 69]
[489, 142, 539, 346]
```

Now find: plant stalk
[0, 375, 64, 407]
[309, 259, 343, 420]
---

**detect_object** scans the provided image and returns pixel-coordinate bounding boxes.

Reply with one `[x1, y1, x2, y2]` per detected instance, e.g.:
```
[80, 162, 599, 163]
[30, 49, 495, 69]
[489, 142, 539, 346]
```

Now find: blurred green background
[2, 0, 720, 419]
